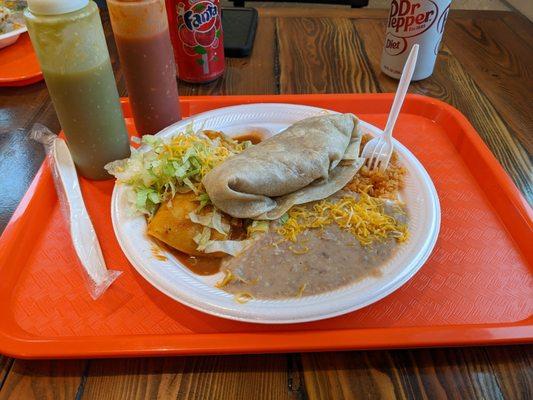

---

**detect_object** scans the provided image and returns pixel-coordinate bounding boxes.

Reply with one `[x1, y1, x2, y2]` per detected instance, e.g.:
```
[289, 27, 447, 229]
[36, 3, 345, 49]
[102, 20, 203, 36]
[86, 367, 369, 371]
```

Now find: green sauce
[42, 61, 130, 179]
[25, 1, 130, 179]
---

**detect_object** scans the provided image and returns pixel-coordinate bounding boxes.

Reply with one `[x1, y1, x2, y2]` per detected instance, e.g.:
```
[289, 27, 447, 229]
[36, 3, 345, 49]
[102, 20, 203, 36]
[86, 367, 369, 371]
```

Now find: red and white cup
[381, 0, 451, 81]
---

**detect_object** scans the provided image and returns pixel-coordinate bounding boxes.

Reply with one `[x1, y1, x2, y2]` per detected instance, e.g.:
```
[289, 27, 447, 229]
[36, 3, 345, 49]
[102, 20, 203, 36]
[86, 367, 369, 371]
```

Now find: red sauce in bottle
[109, 0, 181, 135]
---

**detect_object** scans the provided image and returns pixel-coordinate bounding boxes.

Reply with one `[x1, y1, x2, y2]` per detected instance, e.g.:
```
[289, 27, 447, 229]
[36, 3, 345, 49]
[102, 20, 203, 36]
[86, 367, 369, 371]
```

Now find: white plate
[111, 103, 440, 324]
[0, 26, 26, 49]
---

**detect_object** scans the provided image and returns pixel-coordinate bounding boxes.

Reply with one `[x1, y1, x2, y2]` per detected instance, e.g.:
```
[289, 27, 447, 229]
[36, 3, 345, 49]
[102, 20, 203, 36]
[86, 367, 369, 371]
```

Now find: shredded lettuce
[203, 239, 254, 256]
[106, 126, 265, 257]
[188, 209, 230, 235]
[279, 213, 289, 225]
[193, 226, 212, 251]
[247, 220, 269, 236]
[196, 192, 211, 211]
[105, 127, 250, 217]
[201, 220, 267, 256]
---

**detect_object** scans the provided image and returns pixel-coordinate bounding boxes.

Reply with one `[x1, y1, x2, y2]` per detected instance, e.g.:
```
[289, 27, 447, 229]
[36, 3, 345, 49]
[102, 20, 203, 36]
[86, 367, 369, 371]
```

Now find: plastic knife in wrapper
[31, 124, 122, 299]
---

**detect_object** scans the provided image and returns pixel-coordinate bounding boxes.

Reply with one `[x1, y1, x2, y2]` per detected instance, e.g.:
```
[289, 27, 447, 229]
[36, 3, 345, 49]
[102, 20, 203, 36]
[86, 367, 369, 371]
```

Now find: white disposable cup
[381, 0, 452, 81]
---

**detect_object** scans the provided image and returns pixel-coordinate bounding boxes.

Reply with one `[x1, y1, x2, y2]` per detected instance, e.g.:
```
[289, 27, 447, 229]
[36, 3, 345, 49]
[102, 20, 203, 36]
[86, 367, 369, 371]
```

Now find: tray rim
[0, 93, 531, 359]
[0, 32, 44, 87]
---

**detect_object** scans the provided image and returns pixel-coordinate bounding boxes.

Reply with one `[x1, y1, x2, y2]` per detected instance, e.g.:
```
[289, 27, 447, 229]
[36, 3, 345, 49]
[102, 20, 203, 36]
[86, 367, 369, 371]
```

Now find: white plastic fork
[361, 44, 419, 171]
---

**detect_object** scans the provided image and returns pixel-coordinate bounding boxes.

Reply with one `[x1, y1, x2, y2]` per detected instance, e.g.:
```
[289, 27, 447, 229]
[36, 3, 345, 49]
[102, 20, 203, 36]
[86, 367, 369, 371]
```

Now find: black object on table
[222, 8, 258, 58]
[95, 0, 107, 9]
[232, 0, 369, 7]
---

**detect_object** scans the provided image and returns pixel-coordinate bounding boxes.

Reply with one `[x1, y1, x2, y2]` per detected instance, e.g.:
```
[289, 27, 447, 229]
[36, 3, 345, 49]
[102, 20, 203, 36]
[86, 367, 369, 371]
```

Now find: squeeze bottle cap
[26, 0, 89, 15]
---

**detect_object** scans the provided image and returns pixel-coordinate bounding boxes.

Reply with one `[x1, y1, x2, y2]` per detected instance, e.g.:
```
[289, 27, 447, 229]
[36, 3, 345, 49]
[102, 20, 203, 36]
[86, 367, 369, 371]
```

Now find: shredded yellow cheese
[216, 269, 249, 288]
[288, 245, 310, 255]
[277, 194, 408, 246]
[162, 131, 248, 192]
[296, 283, 307, 298]
[247, 220, 270, 236]
[234, 292, 255, 304]
[215, 269, 235, 288]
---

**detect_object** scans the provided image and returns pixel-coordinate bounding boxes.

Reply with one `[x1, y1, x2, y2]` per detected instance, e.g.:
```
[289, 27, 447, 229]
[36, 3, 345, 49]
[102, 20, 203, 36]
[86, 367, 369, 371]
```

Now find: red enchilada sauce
[152, 241, 223, 275]
[234, 130, 266, 144]
[203, 130, 266, 145]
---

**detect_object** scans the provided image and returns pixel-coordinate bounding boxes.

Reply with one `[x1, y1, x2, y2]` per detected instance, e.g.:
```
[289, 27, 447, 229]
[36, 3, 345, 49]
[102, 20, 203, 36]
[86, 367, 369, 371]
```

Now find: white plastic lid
[27, 0, 89, 15]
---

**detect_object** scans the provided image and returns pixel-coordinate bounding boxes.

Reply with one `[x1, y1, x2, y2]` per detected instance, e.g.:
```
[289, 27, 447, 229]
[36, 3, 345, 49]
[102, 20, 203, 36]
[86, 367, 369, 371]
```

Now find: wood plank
[0, 86, 59, 134]
[445, 16, 533, 154]
[502, 13, 533, 50]
[354, 18, 533, 203]
[277, 17, 380, 94]
[485, 345, 533, 399]
[401, 348, 505, 399]
[0, 120, 56, 233]
[301, 351, 407, 399]
[347, 18, 397, 92]
[0, 127, 46, 231]
[0, 360, 87, 400]
[177, 17, 278, 96]
[287, 354, 309, 399]
[257, 7, 389, 19]
[0, 357, 13, 392]
[81, 355, 297, 400]
[301, 348, 520, 400]
[80, 358, 181, 399]
[257, 8, 513, 20]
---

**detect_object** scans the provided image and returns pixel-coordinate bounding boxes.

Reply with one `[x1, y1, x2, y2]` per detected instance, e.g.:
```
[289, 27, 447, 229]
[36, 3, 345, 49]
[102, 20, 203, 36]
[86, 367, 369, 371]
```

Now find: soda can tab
[381, 0, 451, 81]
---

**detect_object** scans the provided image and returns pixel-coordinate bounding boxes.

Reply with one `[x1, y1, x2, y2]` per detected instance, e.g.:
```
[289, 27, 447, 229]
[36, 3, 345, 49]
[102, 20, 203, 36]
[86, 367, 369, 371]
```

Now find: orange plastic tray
[0, 33, 43, 87]
[0, 94, 531, 359]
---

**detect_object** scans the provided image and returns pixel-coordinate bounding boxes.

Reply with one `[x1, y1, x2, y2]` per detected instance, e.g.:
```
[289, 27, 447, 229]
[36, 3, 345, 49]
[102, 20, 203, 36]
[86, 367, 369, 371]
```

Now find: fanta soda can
[166, 0, 225, 83]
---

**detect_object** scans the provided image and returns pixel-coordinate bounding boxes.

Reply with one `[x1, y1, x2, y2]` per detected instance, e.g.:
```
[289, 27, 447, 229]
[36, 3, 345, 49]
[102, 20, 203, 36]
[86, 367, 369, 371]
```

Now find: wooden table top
[0, 7, 532, 400]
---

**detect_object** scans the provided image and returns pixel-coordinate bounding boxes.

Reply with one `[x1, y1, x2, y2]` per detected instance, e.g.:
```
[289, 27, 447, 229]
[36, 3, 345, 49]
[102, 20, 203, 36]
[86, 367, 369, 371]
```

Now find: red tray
[0, 94, 531, 359]
[0, 33, 43, 87]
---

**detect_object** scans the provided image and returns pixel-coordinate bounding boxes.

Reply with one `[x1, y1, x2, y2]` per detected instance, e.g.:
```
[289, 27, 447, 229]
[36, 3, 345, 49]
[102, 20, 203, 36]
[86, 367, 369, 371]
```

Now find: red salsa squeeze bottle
[165, 0, 225, 83]
[108, 0, 181, 135]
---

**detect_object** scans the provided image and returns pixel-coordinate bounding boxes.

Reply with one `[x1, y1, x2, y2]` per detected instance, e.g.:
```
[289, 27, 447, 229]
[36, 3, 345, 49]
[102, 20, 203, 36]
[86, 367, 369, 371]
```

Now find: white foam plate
[0, 26, 26, 49]
[111, 103, 440, 324]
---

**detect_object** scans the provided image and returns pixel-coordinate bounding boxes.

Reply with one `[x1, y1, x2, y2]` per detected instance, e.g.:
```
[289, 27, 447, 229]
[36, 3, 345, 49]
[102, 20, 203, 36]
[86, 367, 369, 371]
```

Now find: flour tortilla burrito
[202, 113, 364, 219]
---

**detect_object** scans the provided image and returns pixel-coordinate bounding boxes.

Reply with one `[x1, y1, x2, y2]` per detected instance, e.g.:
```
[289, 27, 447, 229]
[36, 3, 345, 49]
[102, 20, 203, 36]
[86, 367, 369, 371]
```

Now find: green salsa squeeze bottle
[24, 0, 131, 180]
